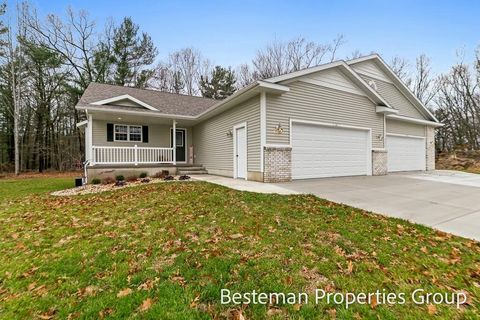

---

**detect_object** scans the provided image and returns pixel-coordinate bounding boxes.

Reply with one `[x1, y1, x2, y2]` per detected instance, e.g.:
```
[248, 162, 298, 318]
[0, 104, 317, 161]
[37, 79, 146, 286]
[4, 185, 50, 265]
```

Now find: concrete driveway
[275, 171, 480, 241]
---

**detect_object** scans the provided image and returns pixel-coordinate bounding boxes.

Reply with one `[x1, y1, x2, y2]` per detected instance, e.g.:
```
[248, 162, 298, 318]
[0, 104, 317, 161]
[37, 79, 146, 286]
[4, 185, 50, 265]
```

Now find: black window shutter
[142, 126, 149, 143]
[107, 123, 114, 141]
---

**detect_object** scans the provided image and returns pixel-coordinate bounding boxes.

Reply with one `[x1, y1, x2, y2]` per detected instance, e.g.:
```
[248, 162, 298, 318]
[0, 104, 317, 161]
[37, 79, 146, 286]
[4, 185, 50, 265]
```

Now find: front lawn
[0, 176, 478, 319]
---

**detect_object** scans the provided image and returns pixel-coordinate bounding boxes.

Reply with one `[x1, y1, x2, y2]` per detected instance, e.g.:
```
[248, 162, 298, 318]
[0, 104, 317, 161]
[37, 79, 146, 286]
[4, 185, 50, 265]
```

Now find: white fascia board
[91, 94, 158, 111]
[76, 106, 196, 120]
[386, 114, 444, 127]
[257, 80, 290, 93]
[345, 54, 381, 65]
[263, 61, 345, 83]
[195, 81, 289, 121]
[376, 106, 399, 115]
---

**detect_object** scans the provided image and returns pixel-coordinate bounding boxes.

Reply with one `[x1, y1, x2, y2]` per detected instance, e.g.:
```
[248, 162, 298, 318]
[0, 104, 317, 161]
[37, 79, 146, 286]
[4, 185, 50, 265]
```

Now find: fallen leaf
[427, 304, 437, 315]
[420, 246, 428, 253]
[28, 282, 36, 291]
[190, 294, 200, 308]
[347, 261, 354, 274]
[326, 308, 337, 319]
[267, 307, 283, 316]
[230, 309, 245, 320]
[229, 233, 243, 240]
[116, 288, 132, 298]
[370, 296, 377, 309]
[139, 298, 154, 312]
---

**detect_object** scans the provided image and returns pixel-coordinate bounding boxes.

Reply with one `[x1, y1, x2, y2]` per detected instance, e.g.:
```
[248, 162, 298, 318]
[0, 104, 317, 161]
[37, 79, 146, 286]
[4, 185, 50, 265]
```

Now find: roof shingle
[76, 83, 217, 116]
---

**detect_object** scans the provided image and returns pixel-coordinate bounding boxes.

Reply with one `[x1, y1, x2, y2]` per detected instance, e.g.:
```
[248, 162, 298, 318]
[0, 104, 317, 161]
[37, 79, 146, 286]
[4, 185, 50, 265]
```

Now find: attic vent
[367, 79, 378, 91]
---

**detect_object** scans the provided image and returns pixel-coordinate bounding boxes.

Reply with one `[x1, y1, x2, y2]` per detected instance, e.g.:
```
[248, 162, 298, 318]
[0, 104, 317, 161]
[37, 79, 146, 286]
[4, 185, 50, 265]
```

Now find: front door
[170, 128, 186, 162]
[235, 126, 247, 179]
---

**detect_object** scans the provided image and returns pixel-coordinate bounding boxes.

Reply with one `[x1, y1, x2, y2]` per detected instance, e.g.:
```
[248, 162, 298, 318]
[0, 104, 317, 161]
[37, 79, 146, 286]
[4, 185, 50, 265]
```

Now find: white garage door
[292, 122, 370, 179]
[386, 134, 426, 172]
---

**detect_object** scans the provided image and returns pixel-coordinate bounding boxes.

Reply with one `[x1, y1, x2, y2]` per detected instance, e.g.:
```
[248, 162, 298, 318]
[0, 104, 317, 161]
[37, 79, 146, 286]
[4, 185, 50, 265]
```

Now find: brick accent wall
[264, 146, 292, 182]
[372, 149, 388, 176]
[426, 126, 435, 171]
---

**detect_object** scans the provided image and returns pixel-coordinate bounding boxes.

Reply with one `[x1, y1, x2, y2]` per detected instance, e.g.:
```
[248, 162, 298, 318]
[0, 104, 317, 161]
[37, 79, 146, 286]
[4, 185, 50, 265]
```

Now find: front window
[114, 125, 128, 141]
[129, 126, 142, 141]
[114, 124, 142, 142]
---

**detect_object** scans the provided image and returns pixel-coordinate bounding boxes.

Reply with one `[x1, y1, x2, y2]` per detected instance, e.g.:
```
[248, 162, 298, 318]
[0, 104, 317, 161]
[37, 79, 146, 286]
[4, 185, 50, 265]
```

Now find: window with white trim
[129, 126, 142, 141]
[114, 124, 142, 142]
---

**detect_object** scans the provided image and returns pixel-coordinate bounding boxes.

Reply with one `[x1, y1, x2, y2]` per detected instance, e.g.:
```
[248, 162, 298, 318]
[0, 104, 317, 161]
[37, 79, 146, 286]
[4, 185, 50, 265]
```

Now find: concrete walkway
[191, 175, 298, 195]
[192, 171, 480, 241]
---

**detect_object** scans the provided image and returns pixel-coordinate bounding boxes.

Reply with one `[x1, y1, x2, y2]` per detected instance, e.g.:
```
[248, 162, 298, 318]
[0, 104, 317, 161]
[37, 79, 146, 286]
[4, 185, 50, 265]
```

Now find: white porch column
[87, 113, 94, 165]
[172, 120, 176, 165]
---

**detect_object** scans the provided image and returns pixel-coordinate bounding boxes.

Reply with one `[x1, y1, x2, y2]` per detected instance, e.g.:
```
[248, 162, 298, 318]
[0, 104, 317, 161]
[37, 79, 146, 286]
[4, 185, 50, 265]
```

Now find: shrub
[115, 175, 125, 181]
[91, 178, 101, 185]
[126, 175, 138, 182]
[139, 172, 148, 178]
[101, 177, 115, 185]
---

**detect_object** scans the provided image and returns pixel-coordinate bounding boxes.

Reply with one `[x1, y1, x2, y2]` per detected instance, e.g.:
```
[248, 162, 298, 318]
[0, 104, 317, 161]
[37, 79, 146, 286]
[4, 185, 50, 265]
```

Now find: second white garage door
[292, 122, 371, 179]
[386, 134, 426, 172]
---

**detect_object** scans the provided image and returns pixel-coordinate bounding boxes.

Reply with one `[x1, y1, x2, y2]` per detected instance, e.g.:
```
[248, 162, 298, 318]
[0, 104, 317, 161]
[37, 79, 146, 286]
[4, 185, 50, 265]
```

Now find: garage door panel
[292, 123, 370, 179]
[386, 134, 426, 172]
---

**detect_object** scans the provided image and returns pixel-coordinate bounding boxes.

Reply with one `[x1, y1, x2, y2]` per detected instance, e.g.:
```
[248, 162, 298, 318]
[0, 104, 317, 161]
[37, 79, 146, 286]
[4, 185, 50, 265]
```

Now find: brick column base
[264, 146, 292, 182]
[372, 149, 388, 176]
[426, 127, 435, 171]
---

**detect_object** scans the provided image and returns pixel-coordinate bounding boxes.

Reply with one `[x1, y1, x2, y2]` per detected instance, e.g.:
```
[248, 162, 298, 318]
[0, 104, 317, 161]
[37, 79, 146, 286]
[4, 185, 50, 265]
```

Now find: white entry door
[234, 125, 247, 179]
[292, 122, 370, 179]
[386, 134, 426, 172]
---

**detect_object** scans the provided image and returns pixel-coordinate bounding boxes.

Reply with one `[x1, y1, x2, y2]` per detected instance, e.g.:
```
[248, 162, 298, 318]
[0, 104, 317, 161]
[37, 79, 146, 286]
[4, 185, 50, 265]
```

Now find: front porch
[91, 145, 175, 166]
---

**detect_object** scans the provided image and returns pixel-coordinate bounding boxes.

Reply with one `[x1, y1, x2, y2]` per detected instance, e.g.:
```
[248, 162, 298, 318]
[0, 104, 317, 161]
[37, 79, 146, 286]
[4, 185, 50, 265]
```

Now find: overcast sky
[11, 0, 480, 75]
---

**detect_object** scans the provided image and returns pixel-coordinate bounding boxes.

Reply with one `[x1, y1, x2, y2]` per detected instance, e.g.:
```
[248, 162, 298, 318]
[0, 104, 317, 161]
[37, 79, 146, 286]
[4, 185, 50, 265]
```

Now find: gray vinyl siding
[266, 81, 384, 148]
[386, 119, 425, 137]
[193, 97, 260, 173]
[92, 119, 192, 158]
[360, 75, 425, 119]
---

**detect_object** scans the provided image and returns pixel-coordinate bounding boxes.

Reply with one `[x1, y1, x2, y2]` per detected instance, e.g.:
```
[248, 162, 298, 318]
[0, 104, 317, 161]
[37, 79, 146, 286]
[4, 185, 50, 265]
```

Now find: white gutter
[386, 114, 443, 127]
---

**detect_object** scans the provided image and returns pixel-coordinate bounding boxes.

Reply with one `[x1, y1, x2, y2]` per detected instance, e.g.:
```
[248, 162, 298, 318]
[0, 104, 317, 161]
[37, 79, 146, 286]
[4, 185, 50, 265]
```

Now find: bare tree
[411, 54, 437, 106]
[249, 35, 347, 80]
[150, 47, 210, 95]
[390, 56, 411, 86]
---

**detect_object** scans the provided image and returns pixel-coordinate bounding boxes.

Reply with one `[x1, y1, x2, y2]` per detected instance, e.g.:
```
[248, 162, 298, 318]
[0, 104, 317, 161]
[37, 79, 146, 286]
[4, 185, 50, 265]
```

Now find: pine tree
[112, 17, 157, 87]
[199, 66, 236, 99]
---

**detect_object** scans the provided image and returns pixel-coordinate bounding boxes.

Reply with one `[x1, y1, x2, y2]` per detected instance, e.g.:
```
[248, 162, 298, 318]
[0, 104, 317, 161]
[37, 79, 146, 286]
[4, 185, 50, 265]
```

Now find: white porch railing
[91, 145, 174, 165]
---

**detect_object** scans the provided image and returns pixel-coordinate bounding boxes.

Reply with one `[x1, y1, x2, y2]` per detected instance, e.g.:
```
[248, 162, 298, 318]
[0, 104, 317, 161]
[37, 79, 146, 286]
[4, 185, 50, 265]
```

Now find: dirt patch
[51, 176, 190, 196]
[437, 150, 480, 173]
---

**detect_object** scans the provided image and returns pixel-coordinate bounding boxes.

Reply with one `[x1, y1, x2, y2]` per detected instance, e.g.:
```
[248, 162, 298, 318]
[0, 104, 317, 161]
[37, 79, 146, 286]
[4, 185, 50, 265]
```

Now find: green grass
[0, 176, 478, 319]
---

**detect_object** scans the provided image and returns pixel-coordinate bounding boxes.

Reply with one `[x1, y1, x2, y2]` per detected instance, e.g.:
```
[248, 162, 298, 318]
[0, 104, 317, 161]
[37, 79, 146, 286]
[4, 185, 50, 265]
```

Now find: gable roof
[263, 60, 392, 109]
[76, 83, 217, 117]
[346, 54, 438, 122]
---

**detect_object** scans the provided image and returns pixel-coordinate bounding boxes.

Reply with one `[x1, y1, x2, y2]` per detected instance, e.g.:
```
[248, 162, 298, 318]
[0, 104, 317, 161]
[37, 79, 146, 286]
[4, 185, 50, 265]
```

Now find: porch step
[177, 165, 208, 175]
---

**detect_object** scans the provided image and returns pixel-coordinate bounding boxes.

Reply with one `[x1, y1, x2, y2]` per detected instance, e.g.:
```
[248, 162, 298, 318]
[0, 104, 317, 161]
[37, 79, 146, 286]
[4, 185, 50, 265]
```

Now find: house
[75, 54, 442, 183]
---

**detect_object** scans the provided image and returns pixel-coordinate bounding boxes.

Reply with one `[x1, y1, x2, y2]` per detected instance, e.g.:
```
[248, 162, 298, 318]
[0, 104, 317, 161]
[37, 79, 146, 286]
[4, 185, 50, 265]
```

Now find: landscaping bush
[91, 178, 101, 185]
[101, 177, 115, 185]
[126, 175, 138, 182]
[139, 172, 148, 178]
[115, 175, 125, 181]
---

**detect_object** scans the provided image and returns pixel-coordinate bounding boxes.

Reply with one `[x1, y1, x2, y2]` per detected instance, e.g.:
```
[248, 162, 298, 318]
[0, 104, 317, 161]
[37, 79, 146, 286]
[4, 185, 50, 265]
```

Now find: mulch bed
[51, 176, 189, 196]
